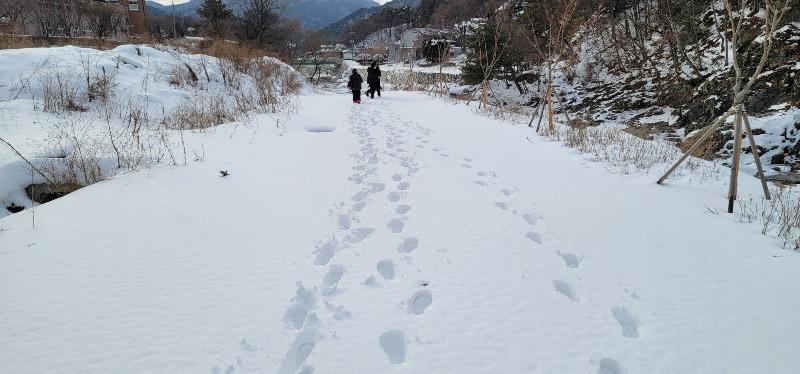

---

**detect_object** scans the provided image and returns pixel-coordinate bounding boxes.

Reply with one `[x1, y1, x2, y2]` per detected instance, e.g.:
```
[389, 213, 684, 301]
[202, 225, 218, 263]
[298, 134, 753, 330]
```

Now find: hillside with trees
[456, 0, 800, 176]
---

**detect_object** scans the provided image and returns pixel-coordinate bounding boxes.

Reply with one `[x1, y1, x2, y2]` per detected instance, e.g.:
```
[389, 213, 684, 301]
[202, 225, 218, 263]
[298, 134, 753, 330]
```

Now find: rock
[24, 183, 82, 204]
[766, 172, 800, 185]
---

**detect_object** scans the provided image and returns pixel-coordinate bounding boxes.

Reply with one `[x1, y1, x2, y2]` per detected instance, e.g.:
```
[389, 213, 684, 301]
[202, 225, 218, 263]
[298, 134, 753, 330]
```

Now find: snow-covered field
[2, 84, 799, 373]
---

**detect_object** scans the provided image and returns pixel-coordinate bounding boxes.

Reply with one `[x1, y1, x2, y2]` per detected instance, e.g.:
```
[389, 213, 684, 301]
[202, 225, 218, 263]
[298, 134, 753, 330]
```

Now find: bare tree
[234, 0, 284, 48]
[29, 1, 61, 39]
[522, 0, 579, 134]
[657, 0, 793, 212]
[86, 5, 124, 39]
[301, 31, 339, 85]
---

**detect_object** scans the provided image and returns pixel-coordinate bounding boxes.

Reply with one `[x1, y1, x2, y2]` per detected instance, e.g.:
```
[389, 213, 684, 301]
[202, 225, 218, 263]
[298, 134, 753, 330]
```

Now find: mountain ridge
[147, 0, 379, 30]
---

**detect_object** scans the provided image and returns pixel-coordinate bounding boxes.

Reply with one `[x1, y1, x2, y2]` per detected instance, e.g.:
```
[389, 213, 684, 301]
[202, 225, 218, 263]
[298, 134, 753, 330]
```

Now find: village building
[389, 28, 448, 63]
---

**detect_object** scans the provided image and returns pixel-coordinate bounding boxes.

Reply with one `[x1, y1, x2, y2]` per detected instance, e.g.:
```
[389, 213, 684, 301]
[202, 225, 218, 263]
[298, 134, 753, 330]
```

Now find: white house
[389, 28, 455, 64]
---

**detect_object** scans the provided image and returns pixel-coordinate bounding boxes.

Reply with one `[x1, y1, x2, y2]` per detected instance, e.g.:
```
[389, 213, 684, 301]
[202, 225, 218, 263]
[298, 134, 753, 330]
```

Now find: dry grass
[168, 63, 198, 87]
[37, 120, 108, 187]
[0, 35, 123, 50]
[552, 123, 708, 175]
[679, 125, 726, 160]
[40, 70, 87, 113]
[162, 95, 234, 131]
[737, 187, 800, 250]
[186, 39, 267, 71]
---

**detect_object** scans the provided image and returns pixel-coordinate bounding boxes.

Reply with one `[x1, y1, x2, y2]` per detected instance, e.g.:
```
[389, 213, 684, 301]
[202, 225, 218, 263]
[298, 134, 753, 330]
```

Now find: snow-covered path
[1, 91, 799, 374]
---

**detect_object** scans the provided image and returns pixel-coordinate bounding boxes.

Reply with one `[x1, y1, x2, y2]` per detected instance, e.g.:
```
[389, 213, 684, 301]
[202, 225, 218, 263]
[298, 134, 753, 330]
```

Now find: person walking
[347, 69, 363, 104]
[366, 62, 382, 99]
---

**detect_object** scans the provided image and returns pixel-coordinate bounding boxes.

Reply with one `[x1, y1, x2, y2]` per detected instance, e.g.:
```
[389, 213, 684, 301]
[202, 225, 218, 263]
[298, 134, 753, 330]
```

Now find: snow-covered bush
[0, 44, 307, 214]
[162, 95, 234, 131]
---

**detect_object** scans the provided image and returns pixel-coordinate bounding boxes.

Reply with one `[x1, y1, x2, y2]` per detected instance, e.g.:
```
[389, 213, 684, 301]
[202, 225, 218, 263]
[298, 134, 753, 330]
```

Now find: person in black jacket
[347, 69, 363, 104]
[366, 62, 382, 98]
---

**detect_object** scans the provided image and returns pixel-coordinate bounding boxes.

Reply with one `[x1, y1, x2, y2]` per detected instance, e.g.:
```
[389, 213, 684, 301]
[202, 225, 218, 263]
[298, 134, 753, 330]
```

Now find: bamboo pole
[741, 108, 772, 200]
[727, 111, 744, 213]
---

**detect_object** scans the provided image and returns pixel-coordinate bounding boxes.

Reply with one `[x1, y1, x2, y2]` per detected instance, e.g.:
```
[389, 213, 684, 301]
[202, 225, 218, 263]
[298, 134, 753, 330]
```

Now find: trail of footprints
[272, 104, 639, 373]
[427, 143, 639, 374]
[274, 104, 435, 369]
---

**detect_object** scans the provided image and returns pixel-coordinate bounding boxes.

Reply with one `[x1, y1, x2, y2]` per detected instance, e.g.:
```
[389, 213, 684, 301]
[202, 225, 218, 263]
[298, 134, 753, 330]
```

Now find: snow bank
[0, 45, 306, 217]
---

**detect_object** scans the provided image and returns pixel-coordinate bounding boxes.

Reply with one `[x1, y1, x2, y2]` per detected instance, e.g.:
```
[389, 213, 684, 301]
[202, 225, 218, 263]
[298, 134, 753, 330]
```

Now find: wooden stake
[546, 84, 554, 134]
[741, 107, 772, 200]
[727, 110, 744, 213]
[481, 80, 488, 111]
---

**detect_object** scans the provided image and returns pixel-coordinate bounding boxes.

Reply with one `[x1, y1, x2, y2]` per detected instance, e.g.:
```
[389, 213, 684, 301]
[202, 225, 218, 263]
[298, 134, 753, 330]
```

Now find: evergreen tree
[197, 0, 232, 37]
[462, 15, 528, 93]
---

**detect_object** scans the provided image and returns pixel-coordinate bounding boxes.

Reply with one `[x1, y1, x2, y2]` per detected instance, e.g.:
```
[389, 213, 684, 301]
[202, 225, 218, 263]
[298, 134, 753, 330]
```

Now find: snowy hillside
[0, 44, 304, 218]
[2, 40, 800, 374]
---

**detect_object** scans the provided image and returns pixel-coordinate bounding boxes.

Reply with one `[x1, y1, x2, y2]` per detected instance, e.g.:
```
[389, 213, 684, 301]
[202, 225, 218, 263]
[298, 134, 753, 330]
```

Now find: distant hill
[322, 0, 421, 37]
[146, 0, 379, 30]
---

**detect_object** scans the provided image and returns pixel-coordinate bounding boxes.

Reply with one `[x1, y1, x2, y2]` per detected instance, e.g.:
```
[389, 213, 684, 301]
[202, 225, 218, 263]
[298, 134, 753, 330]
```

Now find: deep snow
[1, 90, 799, 374]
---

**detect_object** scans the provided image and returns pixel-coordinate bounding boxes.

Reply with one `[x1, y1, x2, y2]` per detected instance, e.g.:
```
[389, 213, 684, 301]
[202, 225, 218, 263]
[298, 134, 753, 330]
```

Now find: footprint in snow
[525, 232, 543, 244]
[598, 358, 624, 374]
[495, 202, 509, 210]
[398, 237, 419, 253]
[461, 163, 472, 169]
[387, 218, 405, 233]
[321, 265, 344, 296]
[315, 238, 338, 266]
[501, 189, 514, 196]
[388, 192, 401, 202]
[392, 174, 403, 181]
[337, 214, 351, 230]
[553, 280, 579, 301]
[463, 157, 472, 163]
[283, 283, 316, 330]
[352, 200, 367, 212]
[276, 326, 317, 374]
[377, 259, 395, 280]
[408, 290, 433, 315]
[398, 182, 410, 191]
[369, 183, 386, 193]
[396, 205, 411, 215]
[522, 213, 538, 226]
[379, 330, 408, 364]
[351, 191, 368, 202]
[349, 227, 375, 244]
[611, 306, 640, 338]
[474, 180, 488, 187]
[558, 252, 582, 268]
